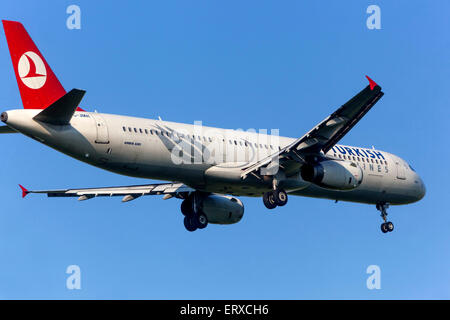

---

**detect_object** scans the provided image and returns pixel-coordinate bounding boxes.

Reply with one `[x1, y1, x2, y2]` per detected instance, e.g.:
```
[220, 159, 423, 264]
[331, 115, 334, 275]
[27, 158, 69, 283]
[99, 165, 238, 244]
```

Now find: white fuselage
[3, 109, 426, 205]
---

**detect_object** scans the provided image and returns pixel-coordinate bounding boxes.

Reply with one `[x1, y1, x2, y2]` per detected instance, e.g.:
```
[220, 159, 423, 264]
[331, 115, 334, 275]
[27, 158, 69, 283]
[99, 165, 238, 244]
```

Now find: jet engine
[300, 160, 363, 190]
[202, 195, 244, 224]
[182, 194, 244, 225]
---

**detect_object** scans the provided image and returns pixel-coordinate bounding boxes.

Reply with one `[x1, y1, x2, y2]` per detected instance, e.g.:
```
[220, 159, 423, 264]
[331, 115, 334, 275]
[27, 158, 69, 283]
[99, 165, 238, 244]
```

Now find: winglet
[365, 75, 378, 90]
[19, 184, 29, 198]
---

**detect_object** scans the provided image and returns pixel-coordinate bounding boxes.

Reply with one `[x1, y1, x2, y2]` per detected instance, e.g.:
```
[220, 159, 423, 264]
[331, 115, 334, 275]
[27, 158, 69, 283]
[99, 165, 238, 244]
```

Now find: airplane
[0, 20, 425, 233]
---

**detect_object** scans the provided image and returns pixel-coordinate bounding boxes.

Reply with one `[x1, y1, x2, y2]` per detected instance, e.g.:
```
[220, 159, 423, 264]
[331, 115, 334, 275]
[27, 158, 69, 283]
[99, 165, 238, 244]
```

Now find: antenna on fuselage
[158, 116, 162, 121]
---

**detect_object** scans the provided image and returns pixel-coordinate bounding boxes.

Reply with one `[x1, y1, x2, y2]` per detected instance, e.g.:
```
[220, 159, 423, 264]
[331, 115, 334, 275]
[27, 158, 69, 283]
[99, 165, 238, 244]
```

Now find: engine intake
[1, 112, 8, 123]
[301, 160, 363, 190]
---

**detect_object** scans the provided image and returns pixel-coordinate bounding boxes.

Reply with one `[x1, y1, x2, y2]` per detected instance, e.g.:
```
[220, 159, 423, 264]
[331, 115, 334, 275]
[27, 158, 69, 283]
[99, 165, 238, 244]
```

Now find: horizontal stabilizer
[0, 126, 18, 134]
[33, 88, 85, 125]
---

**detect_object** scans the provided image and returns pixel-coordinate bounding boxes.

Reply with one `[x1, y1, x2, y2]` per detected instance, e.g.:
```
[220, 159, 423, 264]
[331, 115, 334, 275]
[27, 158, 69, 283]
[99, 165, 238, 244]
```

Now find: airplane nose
[1, 112, 8, 123]
[416, 176, 426, 201]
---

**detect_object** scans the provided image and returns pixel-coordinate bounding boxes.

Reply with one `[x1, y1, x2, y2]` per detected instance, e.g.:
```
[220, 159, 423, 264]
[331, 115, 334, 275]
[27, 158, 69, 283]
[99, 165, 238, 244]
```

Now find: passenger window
[122, 126, 126, 132]
[128, 127, 132, 132]
[139, 128, 143, 134]
[134, 128, 137, 133]
[145, 129, 148, 134]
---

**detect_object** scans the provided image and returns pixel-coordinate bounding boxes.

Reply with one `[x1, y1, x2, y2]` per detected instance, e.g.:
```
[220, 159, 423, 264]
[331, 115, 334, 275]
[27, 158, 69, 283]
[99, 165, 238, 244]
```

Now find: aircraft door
[91, 114, 110, 144]
[396, 161, 406, 180]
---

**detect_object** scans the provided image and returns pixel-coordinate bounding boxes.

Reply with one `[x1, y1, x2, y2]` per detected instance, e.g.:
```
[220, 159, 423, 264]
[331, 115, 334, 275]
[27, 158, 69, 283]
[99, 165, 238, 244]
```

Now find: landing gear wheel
[386, 221, 394, 232]
[181, 199, 193, 216]
[263, 192, 277, 209]
[196, 213, 208, 229]
[273, 189, 288, 206]
[183, 216, 197, 232]
[381, 223, 388, 233]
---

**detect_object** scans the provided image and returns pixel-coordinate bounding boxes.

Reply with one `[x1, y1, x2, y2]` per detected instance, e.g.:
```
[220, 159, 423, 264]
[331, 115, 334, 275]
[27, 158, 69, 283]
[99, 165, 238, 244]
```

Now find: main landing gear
[377, 202, 394, 233]
[181, 196, 208, 232]
[263, 188, 288, 209]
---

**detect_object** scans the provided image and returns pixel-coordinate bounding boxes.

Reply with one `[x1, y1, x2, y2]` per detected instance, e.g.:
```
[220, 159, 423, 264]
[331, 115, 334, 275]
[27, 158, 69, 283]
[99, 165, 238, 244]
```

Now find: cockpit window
[409, 164, 415, 172]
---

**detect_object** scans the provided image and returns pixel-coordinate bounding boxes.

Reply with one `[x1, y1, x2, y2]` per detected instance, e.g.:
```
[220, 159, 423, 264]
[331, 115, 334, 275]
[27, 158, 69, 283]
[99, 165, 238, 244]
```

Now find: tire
[386, 221, 394, 232]
[183, 216, 197, 232]
[380, 223, 388, 233]
[181, 199, 193, 216]
[273, 189, 288, 206]
[263, 192, 277, 209]
[197, 213, 208, 229]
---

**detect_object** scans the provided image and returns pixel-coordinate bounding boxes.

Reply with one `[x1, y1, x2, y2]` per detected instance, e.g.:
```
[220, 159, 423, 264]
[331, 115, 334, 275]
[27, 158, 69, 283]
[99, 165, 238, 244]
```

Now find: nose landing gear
[377, 203, 394, 233]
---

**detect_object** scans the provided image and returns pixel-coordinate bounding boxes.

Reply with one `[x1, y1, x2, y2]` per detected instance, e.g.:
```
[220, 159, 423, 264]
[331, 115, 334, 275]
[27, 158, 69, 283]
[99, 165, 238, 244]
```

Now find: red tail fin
[2, 20, 66, 109]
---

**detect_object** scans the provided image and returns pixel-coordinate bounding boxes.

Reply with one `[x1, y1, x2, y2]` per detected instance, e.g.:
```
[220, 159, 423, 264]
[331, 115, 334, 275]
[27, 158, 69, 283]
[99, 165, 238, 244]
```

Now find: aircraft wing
[0, 125, 18, 133]
[241, 76, 384, 179]
[19, 182, 195, 202]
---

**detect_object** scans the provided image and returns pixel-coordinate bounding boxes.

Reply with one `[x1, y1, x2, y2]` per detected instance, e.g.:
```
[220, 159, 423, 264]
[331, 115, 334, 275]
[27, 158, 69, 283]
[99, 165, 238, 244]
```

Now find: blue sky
[0, 0, 448, 299]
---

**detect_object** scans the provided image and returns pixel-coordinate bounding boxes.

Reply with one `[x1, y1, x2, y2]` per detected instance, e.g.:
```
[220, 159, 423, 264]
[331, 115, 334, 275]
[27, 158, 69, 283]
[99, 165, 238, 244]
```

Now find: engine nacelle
[301, 160, 363, 190]
[201, 195, 244, 225]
